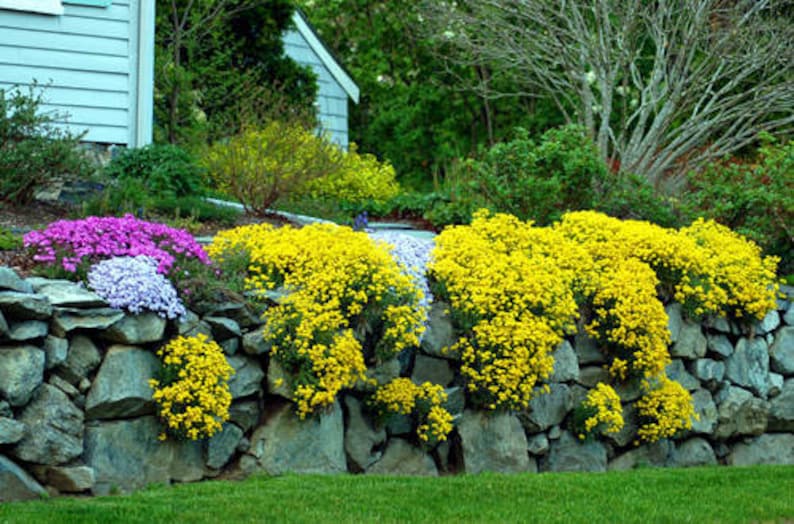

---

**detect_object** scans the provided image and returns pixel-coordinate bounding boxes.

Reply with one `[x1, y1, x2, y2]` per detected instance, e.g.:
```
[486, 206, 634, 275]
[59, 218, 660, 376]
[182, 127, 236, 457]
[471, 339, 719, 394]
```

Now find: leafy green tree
[155, 0, 317, 148]
[296, 1, 562, 188]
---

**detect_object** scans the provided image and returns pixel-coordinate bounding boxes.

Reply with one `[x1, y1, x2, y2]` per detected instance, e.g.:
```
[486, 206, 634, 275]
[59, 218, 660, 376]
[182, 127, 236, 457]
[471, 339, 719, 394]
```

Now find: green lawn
[1, 466, 792, 523]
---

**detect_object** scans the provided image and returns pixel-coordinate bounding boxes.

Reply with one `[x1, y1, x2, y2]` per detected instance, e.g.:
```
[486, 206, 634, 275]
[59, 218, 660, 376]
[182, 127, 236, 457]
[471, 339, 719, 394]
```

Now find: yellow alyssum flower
[373, 378, 454, 443]
[209, 222, 426, 417]
[149, 334, 234, 441]
[582, 383, 624, 435]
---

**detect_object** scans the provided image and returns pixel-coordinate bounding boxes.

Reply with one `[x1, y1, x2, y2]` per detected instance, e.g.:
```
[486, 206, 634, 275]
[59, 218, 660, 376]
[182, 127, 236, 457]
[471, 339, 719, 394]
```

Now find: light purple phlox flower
[88, 256, 187, 320]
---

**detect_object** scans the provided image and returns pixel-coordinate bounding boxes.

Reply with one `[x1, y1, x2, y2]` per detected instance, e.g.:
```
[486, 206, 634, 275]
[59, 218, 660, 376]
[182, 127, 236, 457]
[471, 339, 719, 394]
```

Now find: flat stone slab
[0, 292, 52, 320]
[32, 281, 107, 308]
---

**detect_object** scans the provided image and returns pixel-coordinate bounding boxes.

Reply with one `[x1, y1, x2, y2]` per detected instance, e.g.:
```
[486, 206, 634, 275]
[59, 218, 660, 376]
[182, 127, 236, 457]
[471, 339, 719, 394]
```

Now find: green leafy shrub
[469, 125, 609, 225]
[684, 137, 794, 274]
[203, 122, 343, 215]
[595, 172, 687, 228]
[0, 86, 92, 204]
[0, 227, 22, 251]
[104, 144, 205, 200]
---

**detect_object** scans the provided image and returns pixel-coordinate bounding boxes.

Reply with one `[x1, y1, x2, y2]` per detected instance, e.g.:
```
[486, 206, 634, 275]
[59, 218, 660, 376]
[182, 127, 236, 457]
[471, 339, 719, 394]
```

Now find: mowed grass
[1, 466, 792, 523]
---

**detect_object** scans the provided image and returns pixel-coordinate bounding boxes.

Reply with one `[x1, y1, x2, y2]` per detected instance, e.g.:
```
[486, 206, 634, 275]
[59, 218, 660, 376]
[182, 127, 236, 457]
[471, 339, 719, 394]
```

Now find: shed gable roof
[291, 10, 359, 104]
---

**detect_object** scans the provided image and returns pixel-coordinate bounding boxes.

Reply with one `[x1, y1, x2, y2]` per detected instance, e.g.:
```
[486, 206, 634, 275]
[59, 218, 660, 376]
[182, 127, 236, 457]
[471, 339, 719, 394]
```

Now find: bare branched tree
[422, 0, 794, 185]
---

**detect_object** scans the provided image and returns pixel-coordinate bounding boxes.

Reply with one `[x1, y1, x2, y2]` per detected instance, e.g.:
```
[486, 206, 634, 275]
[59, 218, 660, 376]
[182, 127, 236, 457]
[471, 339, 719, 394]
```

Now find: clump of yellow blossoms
[579, 383, 624, 438]
[635, 376, 698, 442]
[149, 334, 234, 441]
[208, 223, 426, 418]
[372, 378, 454, 443]
[430, 210, 582, 411]
[431, 209, 777, 440]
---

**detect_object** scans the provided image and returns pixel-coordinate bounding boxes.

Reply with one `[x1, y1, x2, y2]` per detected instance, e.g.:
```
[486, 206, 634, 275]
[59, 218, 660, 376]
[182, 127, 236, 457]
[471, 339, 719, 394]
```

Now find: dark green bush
[103, 143, 205, 201]
[595, 172, 687, 229]
[0, 86, 92, 204]
[468, 125, 609, 225]
[684, 137, 793, 274]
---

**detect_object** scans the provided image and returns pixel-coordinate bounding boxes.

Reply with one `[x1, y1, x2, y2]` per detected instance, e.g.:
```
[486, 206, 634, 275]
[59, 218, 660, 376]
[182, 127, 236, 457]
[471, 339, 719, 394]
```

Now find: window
[0, 0, 64, 15]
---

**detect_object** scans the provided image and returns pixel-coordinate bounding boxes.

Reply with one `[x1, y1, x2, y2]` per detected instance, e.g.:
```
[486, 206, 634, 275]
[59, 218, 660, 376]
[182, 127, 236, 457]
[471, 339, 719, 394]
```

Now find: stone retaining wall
[1, 266, 792, 501]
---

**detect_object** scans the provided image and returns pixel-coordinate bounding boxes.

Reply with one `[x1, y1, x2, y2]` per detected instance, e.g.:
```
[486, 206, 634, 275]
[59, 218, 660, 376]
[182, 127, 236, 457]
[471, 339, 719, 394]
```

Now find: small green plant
[0, 85, 92, 204]
[0, 227, 22, 251]
[103, 144, 205, 201]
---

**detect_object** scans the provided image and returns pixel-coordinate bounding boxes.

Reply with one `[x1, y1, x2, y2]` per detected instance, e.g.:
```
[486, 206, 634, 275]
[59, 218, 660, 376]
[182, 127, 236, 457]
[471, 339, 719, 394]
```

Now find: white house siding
[0, 0, 150, 146]
[283, 28, 351, 149]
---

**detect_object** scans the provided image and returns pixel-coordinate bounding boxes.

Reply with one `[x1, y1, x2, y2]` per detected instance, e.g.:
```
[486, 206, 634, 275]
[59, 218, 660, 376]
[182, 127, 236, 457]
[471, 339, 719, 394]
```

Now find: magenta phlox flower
[24, 215, 210, 275]
[88, 256, 187, 320]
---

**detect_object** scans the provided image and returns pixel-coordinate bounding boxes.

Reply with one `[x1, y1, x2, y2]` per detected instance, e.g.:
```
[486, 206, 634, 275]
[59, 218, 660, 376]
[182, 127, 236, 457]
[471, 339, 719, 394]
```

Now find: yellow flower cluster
[149, 334, 234, 441]
[429, 210, 581, 410]
[581, 383, 624, 436]
[635, 376, 698, 442]
[208, 223, 426, 418]
[431, 209, 776, 437]
[557, 211, 778, 320]
[584, 258, 671, 378]
[373, 378, 454, 442]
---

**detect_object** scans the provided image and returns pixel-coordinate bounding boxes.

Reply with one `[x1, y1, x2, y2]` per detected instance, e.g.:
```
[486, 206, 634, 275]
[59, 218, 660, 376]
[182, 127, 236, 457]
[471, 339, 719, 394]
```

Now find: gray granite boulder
[458, 409, 530, 474]
[103, 312, 167, 344]
[420, 302, 457, 359]
[522, 384, 572, 432]
[12, 384, 83, 465]
[0, 455, 46, 502]
[51, 307, 124, 334]
[33, 280, 106, 308]
[411, 354, 454, 387]
[207, 423, 244, 470]
[227, 355, 265, 399]
[728, 434, 794, 466]
[546, 431, 607, 473]
[85, 345, 160, 419]
[726, 337, 770, 398]
[669, 438, 716, 467]
[0, 417, 26, 445]
[768, 379, 794, 431]
[550, 340, 580, 383]
[672, 321, 707, 359]
[40, 466, 95, 493]
[57, 335, 101, 384]
[43, 335, 68, 370]
[714, 384, 768, 439]
[707, 334, 733, 358]
[84, 416, 174, 495]
[769, 326, 794, 375]
[241, 326, 270, 355]
[0, 267, 33, 293]
[248, 401, 346, 475]
[205, 316, 241, 340]
[690, 389, 718, 434]
[344, 396, 386, 472]
[367, 438, 438, 476]
[0, 291, 52, 319]
[0, 345, 45, 406]
[6, 320, 48, 341]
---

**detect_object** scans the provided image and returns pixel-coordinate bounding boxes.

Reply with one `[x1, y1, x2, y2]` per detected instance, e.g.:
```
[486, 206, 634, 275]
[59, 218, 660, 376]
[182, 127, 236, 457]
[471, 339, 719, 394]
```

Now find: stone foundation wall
[1, 266, 792, 501]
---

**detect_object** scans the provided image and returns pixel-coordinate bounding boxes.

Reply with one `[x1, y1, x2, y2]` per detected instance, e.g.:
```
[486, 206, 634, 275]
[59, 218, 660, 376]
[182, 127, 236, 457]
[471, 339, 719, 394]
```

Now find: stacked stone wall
[1, 266, 792, 501]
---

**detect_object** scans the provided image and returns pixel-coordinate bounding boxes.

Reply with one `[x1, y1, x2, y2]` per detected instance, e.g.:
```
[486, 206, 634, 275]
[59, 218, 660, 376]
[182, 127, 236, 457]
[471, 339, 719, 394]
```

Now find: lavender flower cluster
[24, 215, 210, 275]
[369, 231, 435, 314]
[88, 256, 187, 320]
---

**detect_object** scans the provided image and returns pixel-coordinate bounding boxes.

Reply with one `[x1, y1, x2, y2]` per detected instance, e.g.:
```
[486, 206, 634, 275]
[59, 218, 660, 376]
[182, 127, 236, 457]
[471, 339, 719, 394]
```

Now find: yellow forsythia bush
[300, 143, 401, 205]
[149, 334, 234, 441]
[208, 223, 426, 418]
[372, 378, 454, 443]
